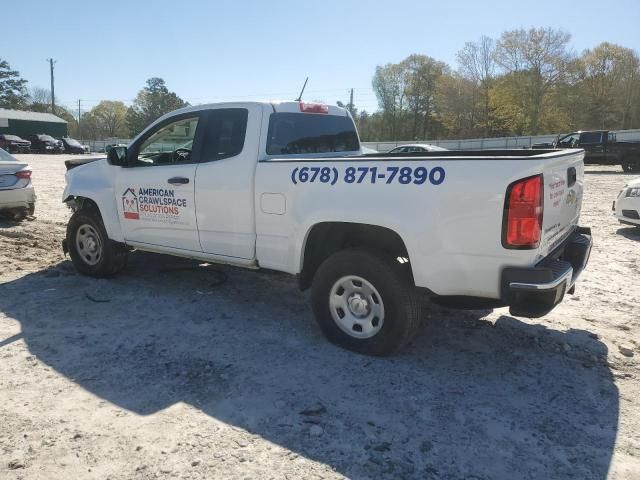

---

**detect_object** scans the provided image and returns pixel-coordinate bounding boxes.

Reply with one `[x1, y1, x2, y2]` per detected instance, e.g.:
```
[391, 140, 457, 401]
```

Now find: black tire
[622, 157, 640, 173]
[27, 203, 35, 216]
[66, 207, 127, 277]
[11, 209, 27, 222]
[311, 249, 421, 356]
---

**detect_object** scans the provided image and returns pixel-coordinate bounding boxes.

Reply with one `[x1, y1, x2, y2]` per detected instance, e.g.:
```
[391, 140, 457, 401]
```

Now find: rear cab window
[266, 112, 359, 156]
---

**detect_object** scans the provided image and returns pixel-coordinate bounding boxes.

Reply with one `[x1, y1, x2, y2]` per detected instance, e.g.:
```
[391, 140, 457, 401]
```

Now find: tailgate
[539, 149, 585, 256]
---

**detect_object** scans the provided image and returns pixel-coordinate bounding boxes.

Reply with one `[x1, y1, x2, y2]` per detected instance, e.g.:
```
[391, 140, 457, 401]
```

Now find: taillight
[15, 170, 32, 179]
[503, 174, 543, 249]
[299, 102, 328, 114]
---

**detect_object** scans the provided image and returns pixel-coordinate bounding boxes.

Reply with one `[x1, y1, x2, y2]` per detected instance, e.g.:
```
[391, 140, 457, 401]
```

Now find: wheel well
[66, 196, 102, 218]
[299, 222, 413, 290]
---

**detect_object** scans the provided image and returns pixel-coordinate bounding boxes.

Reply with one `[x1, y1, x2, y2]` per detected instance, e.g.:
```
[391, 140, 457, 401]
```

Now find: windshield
[0, 147, 17, 161]
[266, 113, 360, 155]
[556, 133, 579, 148]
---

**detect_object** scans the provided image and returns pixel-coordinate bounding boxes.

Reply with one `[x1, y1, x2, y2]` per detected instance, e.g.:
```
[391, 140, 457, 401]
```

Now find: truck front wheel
[66, 208, 127, 277]
[311, 249, 421, 356]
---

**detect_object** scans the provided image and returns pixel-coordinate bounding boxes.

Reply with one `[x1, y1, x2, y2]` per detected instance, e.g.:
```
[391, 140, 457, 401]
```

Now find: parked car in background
[60, 137, 86, 154]
[0, 147, 36, 220]
[388, 143, 448, 153]
[0, 134, 31, 154]
[613, 177, 640, 227]
[533, 130, 640, 172]
[28, 134, 64, 154]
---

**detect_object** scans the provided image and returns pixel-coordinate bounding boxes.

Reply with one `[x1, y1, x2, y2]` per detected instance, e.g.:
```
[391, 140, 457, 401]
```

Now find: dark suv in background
[0, 134, 31, 153]
[27, 134, 64, 154]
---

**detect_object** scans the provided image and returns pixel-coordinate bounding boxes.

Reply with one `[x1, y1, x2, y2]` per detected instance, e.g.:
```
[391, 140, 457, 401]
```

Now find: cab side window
[200, 108, 248, 162]
[131, 116, 200, 167]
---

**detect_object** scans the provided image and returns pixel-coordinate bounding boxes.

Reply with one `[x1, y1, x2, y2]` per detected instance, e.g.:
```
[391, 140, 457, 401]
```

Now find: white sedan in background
[614, 177, 640, 227]
[0, 147, 36, 220]
[389, 143, 448, 153]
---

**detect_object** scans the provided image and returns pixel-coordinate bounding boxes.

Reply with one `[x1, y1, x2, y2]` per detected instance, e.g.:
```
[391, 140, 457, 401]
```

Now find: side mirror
[107, 146, 127, 166]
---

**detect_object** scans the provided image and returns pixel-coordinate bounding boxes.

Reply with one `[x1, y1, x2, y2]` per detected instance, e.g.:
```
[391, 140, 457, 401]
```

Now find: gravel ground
[0, 154, 639, 480]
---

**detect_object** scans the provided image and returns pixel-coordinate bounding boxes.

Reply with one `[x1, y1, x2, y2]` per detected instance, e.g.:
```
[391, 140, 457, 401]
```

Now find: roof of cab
[160, 101, 348, 119]
[132, 101, 350, 144]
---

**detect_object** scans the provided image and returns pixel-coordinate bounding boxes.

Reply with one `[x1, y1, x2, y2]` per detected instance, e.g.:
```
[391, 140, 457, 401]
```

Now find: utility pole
[46, 58, 56, 114]
[348, 88, 354, 116]
[77, 99, 82, 139]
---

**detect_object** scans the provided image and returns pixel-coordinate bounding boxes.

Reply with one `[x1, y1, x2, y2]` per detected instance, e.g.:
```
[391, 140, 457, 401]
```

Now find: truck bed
[256, 148, 585, 299]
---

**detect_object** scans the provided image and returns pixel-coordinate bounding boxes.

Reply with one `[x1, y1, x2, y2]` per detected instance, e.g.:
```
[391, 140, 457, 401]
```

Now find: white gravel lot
[0, 154, 639, 479]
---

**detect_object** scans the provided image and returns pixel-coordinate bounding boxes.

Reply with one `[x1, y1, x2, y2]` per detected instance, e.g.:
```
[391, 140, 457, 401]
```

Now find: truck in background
[533, 130, 640, 172]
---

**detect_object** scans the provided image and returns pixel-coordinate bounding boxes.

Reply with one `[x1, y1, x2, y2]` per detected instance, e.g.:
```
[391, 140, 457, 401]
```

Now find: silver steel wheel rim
[75, 224, 102, 266]
[329, 275, 385, 339]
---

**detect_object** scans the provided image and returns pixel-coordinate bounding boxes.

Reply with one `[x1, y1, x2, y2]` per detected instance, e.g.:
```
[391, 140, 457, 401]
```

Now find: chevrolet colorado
[62, 101, 592, 355]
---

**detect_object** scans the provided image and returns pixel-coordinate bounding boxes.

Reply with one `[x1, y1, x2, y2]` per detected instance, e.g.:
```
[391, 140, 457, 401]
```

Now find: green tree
[495, 27, 572, 134]
[456, 36, 497, 135]
[0, 59, 29, 109]
[577, 43, 640, 129]
[126, 78, 188, 136]
[82, 101, 129, 139]
[402, 54, 449, 139]
[435, 73, 478, 138]
[372, 63, 407, 139]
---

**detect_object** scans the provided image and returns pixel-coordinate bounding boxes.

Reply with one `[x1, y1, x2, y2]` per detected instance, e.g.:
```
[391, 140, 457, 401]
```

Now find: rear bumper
[500, 226, 592, 318]
[613, 197, 640, 225]
[0, 185, 36, 210]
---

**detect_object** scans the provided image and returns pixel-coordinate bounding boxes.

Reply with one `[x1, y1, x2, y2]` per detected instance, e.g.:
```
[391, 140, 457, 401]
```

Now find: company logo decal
[566, 189, 576, 206]
[122, 187, 139, 220]
[121, 187, 188, 224]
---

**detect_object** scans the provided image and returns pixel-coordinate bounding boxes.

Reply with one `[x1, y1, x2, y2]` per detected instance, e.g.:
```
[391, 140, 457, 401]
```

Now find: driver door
[115, 113, 203, 252]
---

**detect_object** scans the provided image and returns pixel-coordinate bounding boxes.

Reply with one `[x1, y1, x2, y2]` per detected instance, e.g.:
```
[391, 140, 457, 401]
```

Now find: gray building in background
[0, 109, 68, 138]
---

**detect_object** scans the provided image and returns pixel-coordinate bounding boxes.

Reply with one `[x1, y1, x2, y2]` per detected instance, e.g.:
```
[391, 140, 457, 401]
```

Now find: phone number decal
[290, 166, 445, 186]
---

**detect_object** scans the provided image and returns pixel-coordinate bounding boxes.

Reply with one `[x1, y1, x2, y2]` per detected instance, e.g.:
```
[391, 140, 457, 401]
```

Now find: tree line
[1, 27, 639, 142]
[0, 64, 187, 140]
[356, 28, 640, 141]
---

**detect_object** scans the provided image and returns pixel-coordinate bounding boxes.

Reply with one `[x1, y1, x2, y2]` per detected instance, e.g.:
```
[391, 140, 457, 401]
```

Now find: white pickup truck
[62, 101, 592, 355]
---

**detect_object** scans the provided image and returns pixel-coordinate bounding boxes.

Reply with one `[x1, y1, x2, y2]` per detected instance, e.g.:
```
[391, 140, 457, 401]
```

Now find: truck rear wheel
[311, 249, 421, 356]
[66, 208, 127, 277]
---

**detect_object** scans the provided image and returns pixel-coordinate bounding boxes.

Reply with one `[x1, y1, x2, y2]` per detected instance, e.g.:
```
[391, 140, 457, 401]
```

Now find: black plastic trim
[258, 149, 583, 163]
[500, 228, 592, 318]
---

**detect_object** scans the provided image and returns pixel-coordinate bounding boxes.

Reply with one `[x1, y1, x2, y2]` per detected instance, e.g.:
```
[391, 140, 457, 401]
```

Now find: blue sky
[2, 0, 639, 115]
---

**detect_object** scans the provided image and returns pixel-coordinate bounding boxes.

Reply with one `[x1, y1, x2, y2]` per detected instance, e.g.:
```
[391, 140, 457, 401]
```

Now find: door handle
[168, 176, 189, 185]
